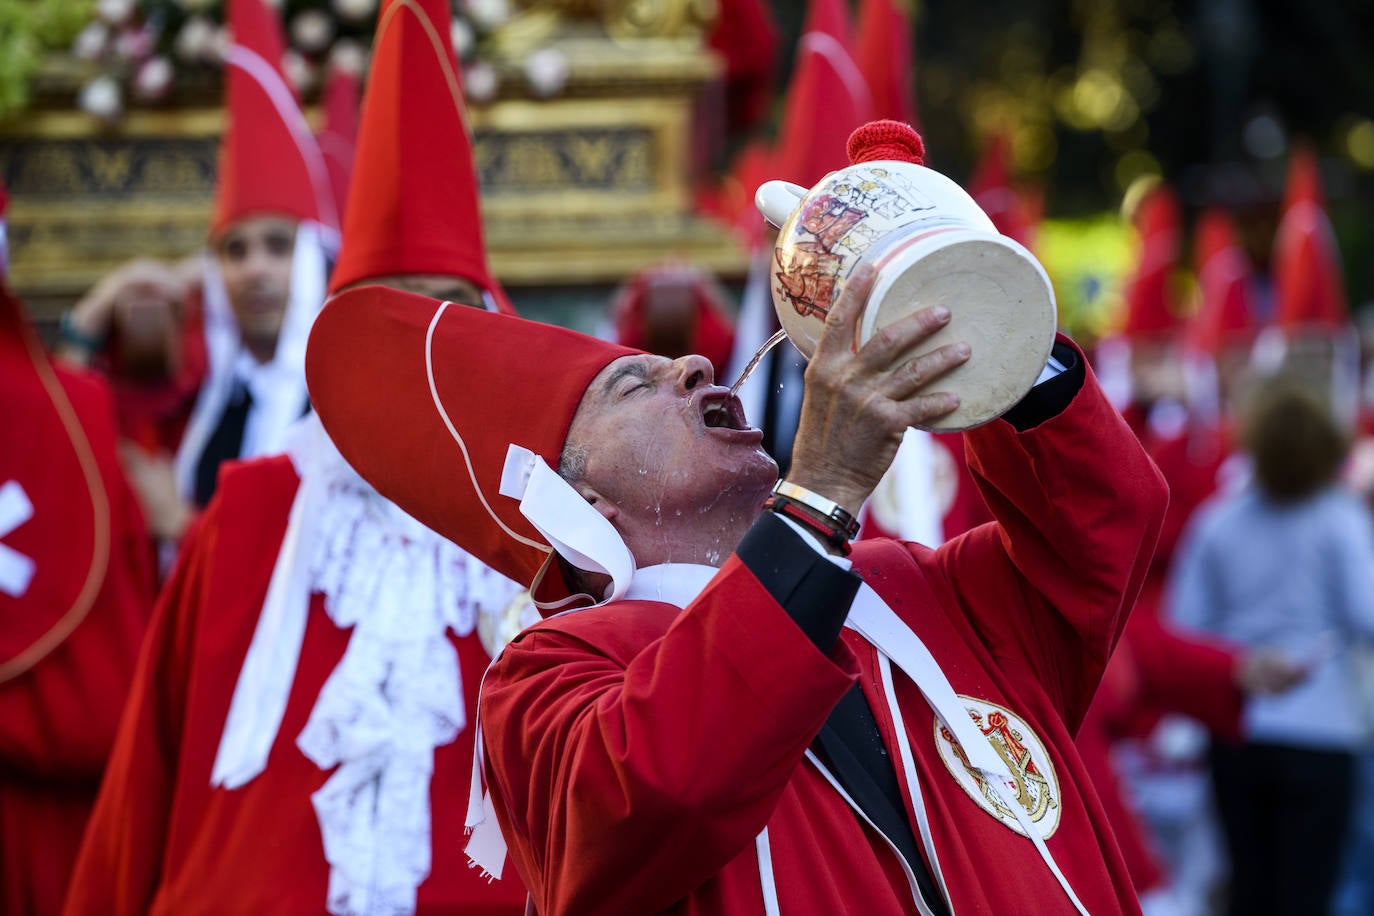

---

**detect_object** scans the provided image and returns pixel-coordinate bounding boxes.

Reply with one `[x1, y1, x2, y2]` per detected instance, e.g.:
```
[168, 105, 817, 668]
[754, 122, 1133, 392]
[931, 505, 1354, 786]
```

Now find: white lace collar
[211, 415, 522, 916]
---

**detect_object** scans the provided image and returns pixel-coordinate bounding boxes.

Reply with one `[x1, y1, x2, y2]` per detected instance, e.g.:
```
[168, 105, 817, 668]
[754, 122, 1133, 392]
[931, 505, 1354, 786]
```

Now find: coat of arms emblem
[933, 697, 1062, 839]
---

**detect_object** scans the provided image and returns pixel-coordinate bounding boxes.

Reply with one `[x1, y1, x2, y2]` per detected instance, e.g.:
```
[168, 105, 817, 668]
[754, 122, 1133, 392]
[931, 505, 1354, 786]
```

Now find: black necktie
[194, 381, 253, 508]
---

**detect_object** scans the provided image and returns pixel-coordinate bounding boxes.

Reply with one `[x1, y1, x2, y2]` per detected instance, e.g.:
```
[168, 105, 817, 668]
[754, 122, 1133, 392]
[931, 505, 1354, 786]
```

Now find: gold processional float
[0, 0, 747, 321]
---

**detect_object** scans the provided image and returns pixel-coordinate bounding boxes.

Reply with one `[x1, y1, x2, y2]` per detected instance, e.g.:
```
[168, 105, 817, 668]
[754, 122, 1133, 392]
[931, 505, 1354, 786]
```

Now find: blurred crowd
[3, 0, 1373, 914]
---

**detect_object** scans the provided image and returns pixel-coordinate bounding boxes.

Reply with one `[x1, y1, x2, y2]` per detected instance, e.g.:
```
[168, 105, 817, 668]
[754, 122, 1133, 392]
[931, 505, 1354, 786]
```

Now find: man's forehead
[217, 215, 298, 244]
[587, 354, 661, 400]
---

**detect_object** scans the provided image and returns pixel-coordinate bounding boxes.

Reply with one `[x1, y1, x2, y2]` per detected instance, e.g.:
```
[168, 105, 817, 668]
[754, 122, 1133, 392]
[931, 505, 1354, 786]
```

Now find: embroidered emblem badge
[933, 696, 1061, 838]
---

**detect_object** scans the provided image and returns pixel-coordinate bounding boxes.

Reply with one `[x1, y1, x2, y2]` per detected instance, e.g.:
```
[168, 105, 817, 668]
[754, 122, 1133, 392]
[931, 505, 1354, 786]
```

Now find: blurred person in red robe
[610, 261, 737, 379]
[56, 0, 337, 545]
[64, 1, 530, 914]
[0, 185, 156, 914]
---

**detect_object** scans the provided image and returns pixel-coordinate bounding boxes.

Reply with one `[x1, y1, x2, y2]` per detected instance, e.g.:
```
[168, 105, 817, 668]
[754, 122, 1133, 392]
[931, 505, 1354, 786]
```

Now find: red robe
[64, 456, 528, 915]
[479, 362, 1167, 914]
[1074, 406, 1237, 894]
[1, 294, 155, 915]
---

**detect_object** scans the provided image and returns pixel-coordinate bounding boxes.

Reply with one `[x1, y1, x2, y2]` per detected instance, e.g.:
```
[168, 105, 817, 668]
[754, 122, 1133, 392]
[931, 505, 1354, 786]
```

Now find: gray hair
[557, 443, 589, 482]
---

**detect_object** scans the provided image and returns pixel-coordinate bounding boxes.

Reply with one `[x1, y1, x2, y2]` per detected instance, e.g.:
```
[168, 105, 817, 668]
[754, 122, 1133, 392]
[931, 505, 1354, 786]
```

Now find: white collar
[621, 563, 719, 609]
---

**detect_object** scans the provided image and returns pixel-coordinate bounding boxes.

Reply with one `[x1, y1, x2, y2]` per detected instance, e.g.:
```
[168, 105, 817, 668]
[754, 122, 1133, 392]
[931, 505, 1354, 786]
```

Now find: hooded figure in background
[65, 1, 528, 914]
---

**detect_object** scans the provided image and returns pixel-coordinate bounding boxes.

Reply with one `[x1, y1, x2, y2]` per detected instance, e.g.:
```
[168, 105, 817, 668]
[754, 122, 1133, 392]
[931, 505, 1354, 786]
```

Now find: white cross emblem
[0, 480, 36, 598]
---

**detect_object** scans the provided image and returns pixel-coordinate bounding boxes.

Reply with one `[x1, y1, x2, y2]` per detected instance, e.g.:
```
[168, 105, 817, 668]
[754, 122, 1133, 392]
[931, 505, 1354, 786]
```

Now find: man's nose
[672, 354, 715, 393]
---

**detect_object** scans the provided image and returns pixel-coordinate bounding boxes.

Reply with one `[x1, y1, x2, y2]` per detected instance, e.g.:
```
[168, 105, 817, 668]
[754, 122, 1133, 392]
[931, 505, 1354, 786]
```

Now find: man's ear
[572, 482, 619, 523]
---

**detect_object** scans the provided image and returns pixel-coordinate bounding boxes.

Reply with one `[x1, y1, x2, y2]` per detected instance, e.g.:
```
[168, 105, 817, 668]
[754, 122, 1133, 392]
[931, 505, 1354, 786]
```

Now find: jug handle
[755, 181, 808, 230]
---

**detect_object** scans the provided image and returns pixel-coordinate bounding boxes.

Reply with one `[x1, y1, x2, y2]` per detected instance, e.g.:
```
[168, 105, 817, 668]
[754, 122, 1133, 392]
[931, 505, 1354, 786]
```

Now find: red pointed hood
[1187, 208, 1257, 355]
[317, 63, 361, 228]
[306, 287, 636, 602]
[211, 0, 336, 236]
[772, 0, 874, 188]
[1274, 145, 1348, 333]
[854, 0, 918, 128]
[326, 0, 510, 312]
[1120, 181, 1183, 339]
[706, 0, 780, 134]
[968, 129, 1039, 248]
[0, 281, 112, 682]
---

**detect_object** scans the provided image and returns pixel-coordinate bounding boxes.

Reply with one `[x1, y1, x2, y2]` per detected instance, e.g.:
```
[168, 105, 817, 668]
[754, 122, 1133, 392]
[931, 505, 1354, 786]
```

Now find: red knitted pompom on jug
[846, 120, 926, 166]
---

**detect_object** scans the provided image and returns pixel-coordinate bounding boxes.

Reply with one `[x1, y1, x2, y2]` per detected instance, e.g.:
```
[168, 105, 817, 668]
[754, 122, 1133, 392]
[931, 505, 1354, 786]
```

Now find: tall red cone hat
[772, 0, 874, 188]
[326, 0, 511, 312]
[307, 288, 636, 605]
[855, 0, 918, 128]
[1274, 144, 1348, 333]
[968, 128, 1039, 248]
[211, 0, 336, 236]
[706, 0, 780, 135]
[1120, 180, 1184, 339]
[0, 265, 110, 683]
[316, 60, 360, 228]
[1187, 208, 1257, 356]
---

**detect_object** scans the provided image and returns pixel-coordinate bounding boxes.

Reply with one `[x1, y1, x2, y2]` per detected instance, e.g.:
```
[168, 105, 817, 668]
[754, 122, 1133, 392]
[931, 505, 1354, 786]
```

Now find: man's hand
[58, 258, 189, 369]
[1235, 649, 1310, 696]
[786, 265, 970, 517]
[118, 442, 193, 541]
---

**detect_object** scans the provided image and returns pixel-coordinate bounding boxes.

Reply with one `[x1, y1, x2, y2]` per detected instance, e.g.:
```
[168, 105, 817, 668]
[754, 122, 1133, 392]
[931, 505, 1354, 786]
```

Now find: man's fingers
[896, 390, 962, 428]
[886, 342, 971, 400]
[857, 305, 952, 370]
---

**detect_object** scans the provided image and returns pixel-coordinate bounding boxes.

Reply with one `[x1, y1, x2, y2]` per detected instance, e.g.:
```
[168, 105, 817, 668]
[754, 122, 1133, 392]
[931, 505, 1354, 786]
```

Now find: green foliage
[0, 0, 94, 117]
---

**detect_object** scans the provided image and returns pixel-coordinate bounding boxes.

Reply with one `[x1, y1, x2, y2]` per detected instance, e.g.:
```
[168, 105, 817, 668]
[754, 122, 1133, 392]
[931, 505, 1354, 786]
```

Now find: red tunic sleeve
[935, 338, 1169, 732]
[1125, 611, 1243, 740]
[480, 558, 859, 915]
[63, 506, 217, 916]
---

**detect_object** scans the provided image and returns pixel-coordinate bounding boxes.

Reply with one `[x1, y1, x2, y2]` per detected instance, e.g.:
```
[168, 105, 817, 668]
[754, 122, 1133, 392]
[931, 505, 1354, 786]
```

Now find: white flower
[464, 61, 499, 103]
[209, 25, 231, 62]
[95, 0, 136, 27]
[291, 10, 335, 54]
[134, 56, 174, 101]
[450, 18, 475, 60]
[329, 39, 367, 77]
[283, 50, 316, 94]
[113, 26, 153, 62]
[466, 0, 511, 30]
[523, 47, 569, 99]
[332, 0, 378, 22]
[72, 22, 110, 61]
[78, 76, 123, 121]
[174, 16, 216, 62]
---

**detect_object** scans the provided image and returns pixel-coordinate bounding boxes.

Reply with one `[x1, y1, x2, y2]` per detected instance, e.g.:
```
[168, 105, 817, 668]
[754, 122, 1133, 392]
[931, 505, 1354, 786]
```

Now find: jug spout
[754, 180, 808, 230]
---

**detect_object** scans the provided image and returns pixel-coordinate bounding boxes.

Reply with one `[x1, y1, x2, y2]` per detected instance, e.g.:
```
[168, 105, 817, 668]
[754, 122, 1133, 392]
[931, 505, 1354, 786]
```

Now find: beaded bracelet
[765, 493, 853, 555]
[58, 310, 107, 354]
[771, 480, 861, 540]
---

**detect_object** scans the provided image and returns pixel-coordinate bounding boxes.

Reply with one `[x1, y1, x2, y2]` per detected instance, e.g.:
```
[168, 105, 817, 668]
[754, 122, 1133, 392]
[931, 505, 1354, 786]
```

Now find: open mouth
[699, 390, 750, 431]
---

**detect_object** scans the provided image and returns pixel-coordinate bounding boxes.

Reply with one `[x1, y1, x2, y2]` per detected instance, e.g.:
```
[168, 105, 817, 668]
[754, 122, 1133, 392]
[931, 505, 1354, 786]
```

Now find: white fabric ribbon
[499, 445, 635, 603]
[844, 584, 1091, 916]
[210, 415, 521, 916]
